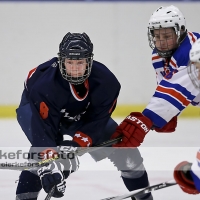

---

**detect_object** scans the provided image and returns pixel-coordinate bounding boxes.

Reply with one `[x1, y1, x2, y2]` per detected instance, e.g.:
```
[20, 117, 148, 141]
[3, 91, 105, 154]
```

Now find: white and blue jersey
[143, 32, 200, 128]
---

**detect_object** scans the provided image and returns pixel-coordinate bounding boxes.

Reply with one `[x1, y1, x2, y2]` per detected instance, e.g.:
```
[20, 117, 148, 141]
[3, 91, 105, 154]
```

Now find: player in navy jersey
[15, 32, 122, 199]
[111, 5, 200, 200]
[16, 32, 153, 200]
[173, 38, 200, 195]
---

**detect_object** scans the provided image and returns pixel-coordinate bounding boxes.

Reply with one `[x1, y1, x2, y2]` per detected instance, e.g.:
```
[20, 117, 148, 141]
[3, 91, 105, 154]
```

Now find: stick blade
[100, 180, 177, 200]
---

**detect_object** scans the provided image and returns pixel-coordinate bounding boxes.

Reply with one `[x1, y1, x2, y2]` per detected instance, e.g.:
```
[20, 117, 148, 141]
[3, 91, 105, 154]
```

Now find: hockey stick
[77, 136, 122, 155]
[101, 179, 177, 200]
[44, 185, 55, 200]
[43, 136, 122, 200]
[0, 136, 122, 171]
[45, 137, 122, 200]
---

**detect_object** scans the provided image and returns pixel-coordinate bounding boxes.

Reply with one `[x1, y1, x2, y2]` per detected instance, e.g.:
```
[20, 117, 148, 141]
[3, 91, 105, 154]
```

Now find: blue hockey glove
[37, 148, 79, 198]
[37, 160, 66, 197]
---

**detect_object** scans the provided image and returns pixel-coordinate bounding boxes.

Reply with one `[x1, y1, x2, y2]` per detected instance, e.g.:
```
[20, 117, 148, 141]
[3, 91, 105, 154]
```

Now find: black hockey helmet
[58, 32, 93, 85]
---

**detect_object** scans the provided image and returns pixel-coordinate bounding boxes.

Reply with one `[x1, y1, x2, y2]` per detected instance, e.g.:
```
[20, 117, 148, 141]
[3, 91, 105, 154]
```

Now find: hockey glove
[37, 160, 66, 197]
[111, 112, 153, 147]
[37, 148, 79, 198]
[174, 161, 199, 194]
[154, 116, 177, 133]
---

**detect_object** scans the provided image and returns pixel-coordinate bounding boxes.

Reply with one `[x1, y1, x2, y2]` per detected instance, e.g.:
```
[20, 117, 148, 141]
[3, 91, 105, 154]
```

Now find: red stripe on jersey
[156, 85, 190, 107]
[84, 79, 89, 90]
[109, 98, 117, 114]
[152, 55, 161, 61]
[73, 131, 92, 147]
[71, 79, 89, 101]
[170, 59, 177, 68]
[27, 67, 37, 80]
[188, 32, 196, 43]
[25, 67, 37, 88]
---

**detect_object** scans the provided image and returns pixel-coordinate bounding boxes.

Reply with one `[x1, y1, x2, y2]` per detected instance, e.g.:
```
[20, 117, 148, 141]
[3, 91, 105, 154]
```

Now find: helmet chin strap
[177, 30, 187, 45]
[155, 47, 177, 58]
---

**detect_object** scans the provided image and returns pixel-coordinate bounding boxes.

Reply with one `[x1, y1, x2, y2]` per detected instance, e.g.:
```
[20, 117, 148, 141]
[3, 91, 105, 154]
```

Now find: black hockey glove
[37, 148, 79, 198]
[37, 160, 66, 197]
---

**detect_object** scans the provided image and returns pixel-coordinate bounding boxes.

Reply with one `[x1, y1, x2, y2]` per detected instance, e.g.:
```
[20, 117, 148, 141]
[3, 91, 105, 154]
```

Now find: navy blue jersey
[20, 57, 120, 147]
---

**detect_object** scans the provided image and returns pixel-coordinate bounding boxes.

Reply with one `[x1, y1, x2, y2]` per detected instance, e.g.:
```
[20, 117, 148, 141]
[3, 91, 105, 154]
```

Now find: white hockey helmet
[148, 5, 186, 57]
[188, 39, 200, 90]
[148, 5, 186, 32]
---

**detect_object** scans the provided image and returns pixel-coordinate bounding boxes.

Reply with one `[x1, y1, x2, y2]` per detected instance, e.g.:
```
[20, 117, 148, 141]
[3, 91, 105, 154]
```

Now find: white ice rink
[0, 118, 200, 200]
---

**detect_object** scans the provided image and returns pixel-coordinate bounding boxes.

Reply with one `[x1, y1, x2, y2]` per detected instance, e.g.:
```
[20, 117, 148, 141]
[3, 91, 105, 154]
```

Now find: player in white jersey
[110, 6, 200, 200]
[173, 38, 200, 195]
[112, 5, 200, 147]
[113, 5, 200, 147]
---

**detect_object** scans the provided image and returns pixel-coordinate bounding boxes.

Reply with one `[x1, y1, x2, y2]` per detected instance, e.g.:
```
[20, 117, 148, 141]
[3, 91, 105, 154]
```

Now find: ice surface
[0, 118, 199, 199]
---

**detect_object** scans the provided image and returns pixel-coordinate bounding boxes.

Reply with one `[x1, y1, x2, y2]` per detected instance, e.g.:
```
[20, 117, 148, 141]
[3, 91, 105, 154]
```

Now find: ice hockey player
[174, 38, 200, 195]
[15, 32, 121, 199]
[111, 5, 200, 200]
[16, 32, 154, 200]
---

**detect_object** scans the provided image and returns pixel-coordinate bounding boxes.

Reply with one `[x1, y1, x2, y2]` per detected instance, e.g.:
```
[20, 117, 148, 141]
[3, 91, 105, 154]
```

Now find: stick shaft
[0, 136, 122, 171]
[101, 179, 177, 200]
[44, 186, 55, 200]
